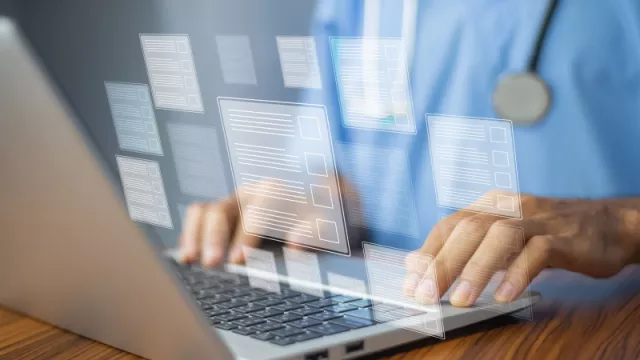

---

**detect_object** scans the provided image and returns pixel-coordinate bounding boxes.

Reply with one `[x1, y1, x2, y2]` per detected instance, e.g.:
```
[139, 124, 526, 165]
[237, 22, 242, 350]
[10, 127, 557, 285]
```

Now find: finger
[494, 234, 557, 303]
[200, 202, 236, 267]
[414, 215, 495, 304]
[451, 220, 528, 307]
[227, 222, 262, 264]
[179, 203, 206, 263]
[404, 213, 471, 296]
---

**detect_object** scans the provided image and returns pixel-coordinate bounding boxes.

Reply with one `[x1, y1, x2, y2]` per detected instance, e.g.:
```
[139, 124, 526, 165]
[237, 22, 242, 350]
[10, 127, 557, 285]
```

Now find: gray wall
[11, 0, 317, 248]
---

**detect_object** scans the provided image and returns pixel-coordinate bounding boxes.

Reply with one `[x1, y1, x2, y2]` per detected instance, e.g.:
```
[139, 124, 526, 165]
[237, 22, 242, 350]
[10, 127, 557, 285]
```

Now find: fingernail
[404, 273, 420, 294]
[495, 281, 516, 302]
[451, 281, 473, 306]
[230, 247, 244, 264]
[203, 246, 219, 266]
[179, 247, 193, 263]
[416, 279, 436, 303]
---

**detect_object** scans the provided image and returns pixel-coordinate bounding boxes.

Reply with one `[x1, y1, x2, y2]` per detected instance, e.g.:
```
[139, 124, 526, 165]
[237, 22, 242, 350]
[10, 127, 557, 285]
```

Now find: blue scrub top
[302, 0, 640, 250]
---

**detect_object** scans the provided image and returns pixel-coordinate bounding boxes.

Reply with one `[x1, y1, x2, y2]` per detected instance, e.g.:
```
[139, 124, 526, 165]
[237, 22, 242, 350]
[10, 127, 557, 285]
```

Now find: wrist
[614, 204, 640, 264]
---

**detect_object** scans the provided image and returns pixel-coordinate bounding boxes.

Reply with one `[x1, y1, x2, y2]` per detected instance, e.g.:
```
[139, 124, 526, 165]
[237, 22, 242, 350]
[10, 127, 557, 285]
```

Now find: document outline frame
[139, 33, 205, 114]
[216, 96, 351, 257]
[115, 154, 174, 229]
[425, 113, 523, 220]
[275, 35, 323, 90]
[361, 241, 445, 339]
[104, 81, 164, 157]
[329, 36, 417, 135]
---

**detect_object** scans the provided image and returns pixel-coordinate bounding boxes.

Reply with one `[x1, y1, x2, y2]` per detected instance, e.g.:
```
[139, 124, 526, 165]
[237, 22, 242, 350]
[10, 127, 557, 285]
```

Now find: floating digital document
[105, 82, 162, 156]
[339, 143, 418, 237]
[243, 247, 281, 293]
[215, 35, 258, 85]
[426, 114, 522, 218]
[167, 123, 231, 201]
[217, 97, 350, 255]
[116, 156, 172, 229]
[140, 34, 204, 113]
[276, 36, 322, 89]
[434, 220, 533, 320]
[363, 242, 444, 338]
[283, 248, 323, 297]
[330, 37, 416, 133]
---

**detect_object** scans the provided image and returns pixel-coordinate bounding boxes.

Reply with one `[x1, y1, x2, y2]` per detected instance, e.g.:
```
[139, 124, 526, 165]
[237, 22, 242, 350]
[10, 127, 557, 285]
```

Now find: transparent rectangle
[105, 82, 163, 156]
[330, 37, 416, 134]
[140, 34, 204, 113]
[116, 156, 173, 229]
[362, 242, 444, 338]
[338, 143, 419, 237]
[426, 114, 522, 218]
[217, 97, 350, 256]
[282, 247, 323, 297]
[167, 123, 231, 201]
[276, 36, 322, 89]
[215, 35, 258, 85]
[243, 247, 281, 293]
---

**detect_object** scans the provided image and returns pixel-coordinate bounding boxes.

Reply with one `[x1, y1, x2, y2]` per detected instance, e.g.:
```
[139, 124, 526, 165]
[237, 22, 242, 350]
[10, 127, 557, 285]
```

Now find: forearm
[610, 198, 640, 264]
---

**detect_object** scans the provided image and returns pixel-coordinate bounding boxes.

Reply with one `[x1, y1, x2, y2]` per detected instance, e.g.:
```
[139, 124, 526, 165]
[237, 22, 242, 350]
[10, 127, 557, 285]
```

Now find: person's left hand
[403, 194, 639, 307]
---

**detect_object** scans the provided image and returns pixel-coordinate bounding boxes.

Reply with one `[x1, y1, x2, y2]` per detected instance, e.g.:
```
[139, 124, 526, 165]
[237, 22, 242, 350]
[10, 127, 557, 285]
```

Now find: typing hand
[404, 194, 639, 307]
[178, 176, 346, 267]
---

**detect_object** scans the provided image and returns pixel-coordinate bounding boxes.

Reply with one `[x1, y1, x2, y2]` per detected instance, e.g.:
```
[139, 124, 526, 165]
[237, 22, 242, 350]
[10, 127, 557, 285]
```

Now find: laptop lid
[0, 17, 233, 360]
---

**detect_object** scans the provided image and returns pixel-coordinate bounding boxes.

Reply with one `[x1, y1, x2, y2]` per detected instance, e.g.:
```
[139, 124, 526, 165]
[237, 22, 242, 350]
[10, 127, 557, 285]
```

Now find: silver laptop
[0, 18, 539, 360]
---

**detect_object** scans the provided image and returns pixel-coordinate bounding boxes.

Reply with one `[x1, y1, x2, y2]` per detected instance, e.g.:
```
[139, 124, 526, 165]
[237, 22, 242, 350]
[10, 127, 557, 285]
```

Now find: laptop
[0, 18, 539, 360]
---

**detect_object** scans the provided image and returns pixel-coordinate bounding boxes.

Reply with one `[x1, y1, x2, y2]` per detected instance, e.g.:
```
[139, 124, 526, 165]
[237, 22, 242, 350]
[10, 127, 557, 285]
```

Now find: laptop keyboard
[171, 261, 382, 346]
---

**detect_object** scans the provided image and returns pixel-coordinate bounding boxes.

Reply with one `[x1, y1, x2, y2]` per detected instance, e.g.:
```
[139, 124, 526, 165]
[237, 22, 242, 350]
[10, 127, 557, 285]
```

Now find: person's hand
[404, 193, 640, 307]
[178, 175, 350, 267]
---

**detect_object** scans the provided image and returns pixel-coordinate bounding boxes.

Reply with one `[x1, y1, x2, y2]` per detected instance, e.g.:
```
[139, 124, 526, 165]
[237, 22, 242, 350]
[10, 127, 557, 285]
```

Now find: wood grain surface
[1, 267, 638, 360]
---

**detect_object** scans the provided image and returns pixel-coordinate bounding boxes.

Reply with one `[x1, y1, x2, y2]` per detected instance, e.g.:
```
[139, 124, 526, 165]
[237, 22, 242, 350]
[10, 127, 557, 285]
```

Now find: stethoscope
[364, 0, 560, 126]
[492, 0, 560, 126]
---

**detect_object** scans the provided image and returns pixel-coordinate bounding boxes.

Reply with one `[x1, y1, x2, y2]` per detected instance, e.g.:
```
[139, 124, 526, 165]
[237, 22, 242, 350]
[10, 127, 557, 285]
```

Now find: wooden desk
[1, 267, 638, 360]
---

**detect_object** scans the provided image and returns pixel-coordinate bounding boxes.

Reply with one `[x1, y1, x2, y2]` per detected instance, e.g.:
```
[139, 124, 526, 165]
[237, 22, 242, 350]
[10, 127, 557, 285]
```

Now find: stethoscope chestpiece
[492, 72, 552, 126]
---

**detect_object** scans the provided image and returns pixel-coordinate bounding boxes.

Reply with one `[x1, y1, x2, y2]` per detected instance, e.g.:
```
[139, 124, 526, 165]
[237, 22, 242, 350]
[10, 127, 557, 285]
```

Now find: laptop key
[307, 298, 341, 308]
[233, 317, 266, 328]
[232, 327, 256, 336]
[270, 337, 296, 346]
[344, 309, 376, 321]
[201, 294, 232, 305]
[290, 306, 323, 317]
[254, 298, 285, 307]
[272, 302, 303, 312]
[287, 294, 320, 304]
[309, 311, 343, 322]
[308, 323, 350, 336]
[250, 332, 275, 341]
[250, 321, 285, 333]
[271, 326, 305, 338]
[233, 303, 266, 314]
[252, 308, 284, 318]
[325, 304, 359, 313]
[214, 312, 247, 322]
[214, 322, 238, 331]
[329, 295, 360, 303]
[218, 299, 249, 309]
[288, 318, 322, 329]
[330, 316, 376, 329]
[291, 331, 323, 342]
[350, 299, 372, 308]
[205, 308, 230, 317]
[269, 313, 302, 324]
